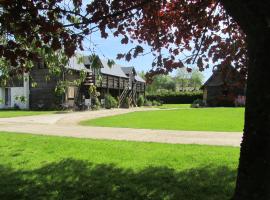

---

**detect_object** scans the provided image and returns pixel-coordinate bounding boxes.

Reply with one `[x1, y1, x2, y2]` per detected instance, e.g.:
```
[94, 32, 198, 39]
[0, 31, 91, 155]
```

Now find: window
[67, 87, 75, 100]
[4, 88, 11, 106]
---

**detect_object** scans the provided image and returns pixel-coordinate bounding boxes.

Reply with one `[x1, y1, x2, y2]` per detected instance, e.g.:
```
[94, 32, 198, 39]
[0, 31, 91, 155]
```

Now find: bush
[146, 91, 203, 104]
[137, 95, 145, 107]
[91, 97, 101, 110]
[191, 99, 205, 108]
[144, 100, 153, 107]
[105, 95, 118, 109]
[152, 100, 162, 106]
[122, 97, 130, 108]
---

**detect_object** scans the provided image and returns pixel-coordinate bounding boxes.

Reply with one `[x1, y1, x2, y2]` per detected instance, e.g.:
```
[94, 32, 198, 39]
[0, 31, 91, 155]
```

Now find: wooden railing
[118, 86, 129, 107]
[127, 83, 137, 107]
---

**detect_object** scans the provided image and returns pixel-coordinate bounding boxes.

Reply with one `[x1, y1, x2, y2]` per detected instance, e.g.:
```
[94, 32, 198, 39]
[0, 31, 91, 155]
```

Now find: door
[5, 88, 11, 107]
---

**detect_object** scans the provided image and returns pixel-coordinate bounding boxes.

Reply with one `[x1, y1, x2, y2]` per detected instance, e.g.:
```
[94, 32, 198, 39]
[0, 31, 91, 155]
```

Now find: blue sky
[80, 30, 213, 83]
[78, 0, 213, 82]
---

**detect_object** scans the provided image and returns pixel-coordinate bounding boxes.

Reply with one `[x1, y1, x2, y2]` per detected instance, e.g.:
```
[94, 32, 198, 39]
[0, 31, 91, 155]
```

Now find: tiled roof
[135, 75, 146, 83]
[121, 67, 135, 75]
[202, 65, 242, 88]
[67, 55, 139, 79]
[99, 59, 128, 78]
[66, 56, 92, 73]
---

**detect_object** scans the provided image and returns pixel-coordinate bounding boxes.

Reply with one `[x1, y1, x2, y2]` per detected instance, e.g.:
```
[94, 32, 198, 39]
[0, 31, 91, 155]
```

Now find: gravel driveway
[0, 107, 243, 147]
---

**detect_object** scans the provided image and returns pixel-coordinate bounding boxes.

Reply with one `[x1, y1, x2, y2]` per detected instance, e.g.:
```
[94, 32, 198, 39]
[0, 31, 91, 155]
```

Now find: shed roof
[68, 55, 139, 79]
[121, 67, 145, 82]
[121, 67, 136, 75]
[66, 56, 92, 73]
[135, 75, 146, 83]
[99, 59, 128, 78]
[202, 65, 242, 88]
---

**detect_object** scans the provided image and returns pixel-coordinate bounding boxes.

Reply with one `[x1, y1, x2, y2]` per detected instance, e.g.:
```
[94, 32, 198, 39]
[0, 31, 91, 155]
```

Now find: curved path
[0, 108, 243, 147]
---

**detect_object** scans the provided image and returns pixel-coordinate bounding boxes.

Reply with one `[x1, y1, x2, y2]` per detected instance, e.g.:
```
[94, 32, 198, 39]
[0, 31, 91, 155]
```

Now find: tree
[220, 2, 270, 199]
[174, 68, 190, 91]
[174, 68, 203, 91]
[0, 0, 269, 199]
[146, 75, 176, 94]
[190, 69, 204, 91]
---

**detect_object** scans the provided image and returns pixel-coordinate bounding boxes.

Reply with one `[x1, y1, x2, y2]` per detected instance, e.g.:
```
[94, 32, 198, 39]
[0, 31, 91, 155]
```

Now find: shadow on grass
[0, 159, 236, 200]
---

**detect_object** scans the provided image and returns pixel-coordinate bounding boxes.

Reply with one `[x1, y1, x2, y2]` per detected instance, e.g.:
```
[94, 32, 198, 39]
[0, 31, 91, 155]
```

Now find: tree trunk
[219, 1, 270, 199]
[232, 30, 270, 200]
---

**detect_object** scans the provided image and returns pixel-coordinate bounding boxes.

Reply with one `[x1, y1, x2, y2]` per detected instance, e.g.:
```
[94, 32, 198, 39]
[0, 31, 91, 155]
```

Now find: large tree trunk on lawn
[220, 1, 270, 199]
[233, 26, 270, 200]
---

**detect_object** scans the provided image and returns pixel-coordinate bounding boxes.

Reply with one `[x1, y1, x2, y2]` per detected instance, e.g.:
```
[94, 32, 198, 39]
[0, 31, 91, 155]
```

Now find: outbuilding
[201, 65, 246, 107]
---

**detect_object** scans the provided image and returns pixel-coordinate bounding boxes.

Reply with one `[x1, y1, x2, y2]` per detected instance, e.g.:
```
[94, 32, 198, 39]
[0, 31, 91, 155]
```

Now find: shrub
[144, 100, 153, 107]
[137, 95, 145, 107]
[91, 97, 101, 110]
[152, 100, 162, 106]
[15, 95, 27, 104]
[122, 97, 130, 108]
[234, 95, 246, 107]
[191, 99, 205, 108]
[105, 95, 118, 109]
[146, 91, 203, 104]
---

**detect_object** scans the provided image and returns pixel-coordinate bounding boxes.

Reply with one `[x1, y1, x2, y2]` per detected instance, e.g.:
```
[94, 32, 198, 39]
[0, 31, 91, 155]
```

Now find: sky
[77, 0, 213, 82]
[81, 32, 213, 82]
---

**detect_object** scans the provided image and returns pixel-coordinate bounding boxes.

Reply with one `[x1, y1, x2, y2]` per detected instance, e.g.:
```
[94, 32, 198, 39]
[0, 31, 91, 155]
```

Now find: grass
[0, 110, 56, 118]
[156, 104, 191, 109]
[81, 108, 244, 132]
[0, 132, 239, 200]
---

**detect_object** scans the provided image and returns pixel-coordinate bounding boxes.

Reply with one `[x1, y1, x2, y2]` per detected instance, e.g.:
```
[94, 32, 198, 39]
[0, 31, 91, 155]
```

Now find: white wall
[11, 87, 28, 109]
[0, 73, 30, 109]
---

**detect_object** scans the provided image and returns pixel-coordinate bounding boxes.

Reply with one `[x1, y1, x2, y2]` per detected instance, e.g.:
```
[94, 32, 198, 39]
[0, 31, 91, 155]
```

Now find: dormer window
[85, 64, 91, 69]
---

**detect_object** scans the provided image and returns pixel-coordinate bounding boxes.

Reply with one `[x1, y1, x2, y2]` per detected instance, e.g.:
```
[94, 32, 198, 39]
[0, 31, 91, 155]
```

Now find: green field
[0, 132, 239, 200]
[0, 110, 56, 118]
[81, 108, 245, 132]
[156, 104, 191, 109]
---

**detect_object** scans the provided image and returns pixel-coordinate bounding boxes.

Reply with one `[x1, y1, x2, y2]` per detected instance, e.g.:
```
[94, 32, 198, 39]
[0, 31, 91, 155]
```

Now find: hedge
[146, 91, 203, 104]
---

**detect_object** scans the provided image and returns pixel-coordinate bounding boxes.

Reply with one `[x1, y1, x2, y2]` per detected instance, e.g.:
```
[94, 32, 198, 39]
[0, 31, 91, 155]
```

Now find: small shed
[201, 65, 246, 107]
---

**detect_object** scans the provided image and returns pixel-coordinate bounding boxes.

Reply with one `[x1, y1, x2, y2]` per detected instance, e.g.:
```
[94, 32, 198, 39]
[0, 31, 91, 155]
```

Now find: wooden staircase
[83, 72, 94, 86]
[118, 86, 129, 107]
[118, 84, 137, 107]
[128, 83, 137, 107]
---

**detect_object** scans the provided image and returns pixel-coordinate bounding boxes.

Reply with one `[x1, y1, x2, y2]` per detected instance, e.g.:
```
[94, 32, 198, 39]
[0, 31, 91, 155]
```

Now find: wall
[0, 87, 28, 109]
[29, 68, 59, 109]
[11, 87, 28, 109]
[0, 73, 29, 109]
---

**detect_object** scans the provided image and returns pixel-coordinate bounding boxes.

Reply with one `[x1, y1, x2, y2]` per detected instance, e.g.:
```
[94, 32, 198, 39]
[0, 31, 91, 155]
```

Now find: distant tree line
[139, 69, 204, 95]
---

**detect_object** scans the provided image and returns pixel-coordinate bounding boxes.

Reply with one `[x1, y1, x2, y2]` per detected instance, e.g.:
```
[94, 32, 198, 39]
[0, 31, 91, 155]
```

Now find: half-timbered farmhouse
[201, 65, 246, 107]
[0, 55, 146, 110]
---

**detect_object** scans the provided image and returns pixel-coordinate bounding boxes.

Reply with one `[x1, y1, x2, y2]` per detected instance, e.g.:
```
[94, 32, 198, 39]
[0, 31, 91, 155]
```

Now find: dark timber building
[201, 65, 246, 107]
[0, 55, 146, 110]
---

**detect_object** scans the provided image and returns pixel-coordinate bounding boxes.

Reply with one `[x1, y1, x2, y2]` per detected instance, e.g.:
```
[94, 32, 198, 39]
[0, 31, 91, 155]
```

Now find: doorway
[5, 88, 11, 107]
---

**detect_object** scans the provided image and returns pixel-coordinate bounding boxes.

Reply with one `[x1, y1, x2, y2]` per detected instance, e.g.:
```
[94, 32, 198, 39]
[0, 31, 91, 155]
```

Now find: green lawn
[81, 108, 245, 132]
[0, 110, 56, 118]
[0, 132, 239, 200]
[156, 104, 191, 109]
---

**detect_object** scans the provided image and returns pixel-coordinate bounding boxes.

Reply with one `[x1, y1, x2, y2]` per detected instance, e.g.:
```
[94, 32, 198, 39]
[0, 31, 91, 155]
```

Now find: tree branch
[192, 2, 219, 64]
